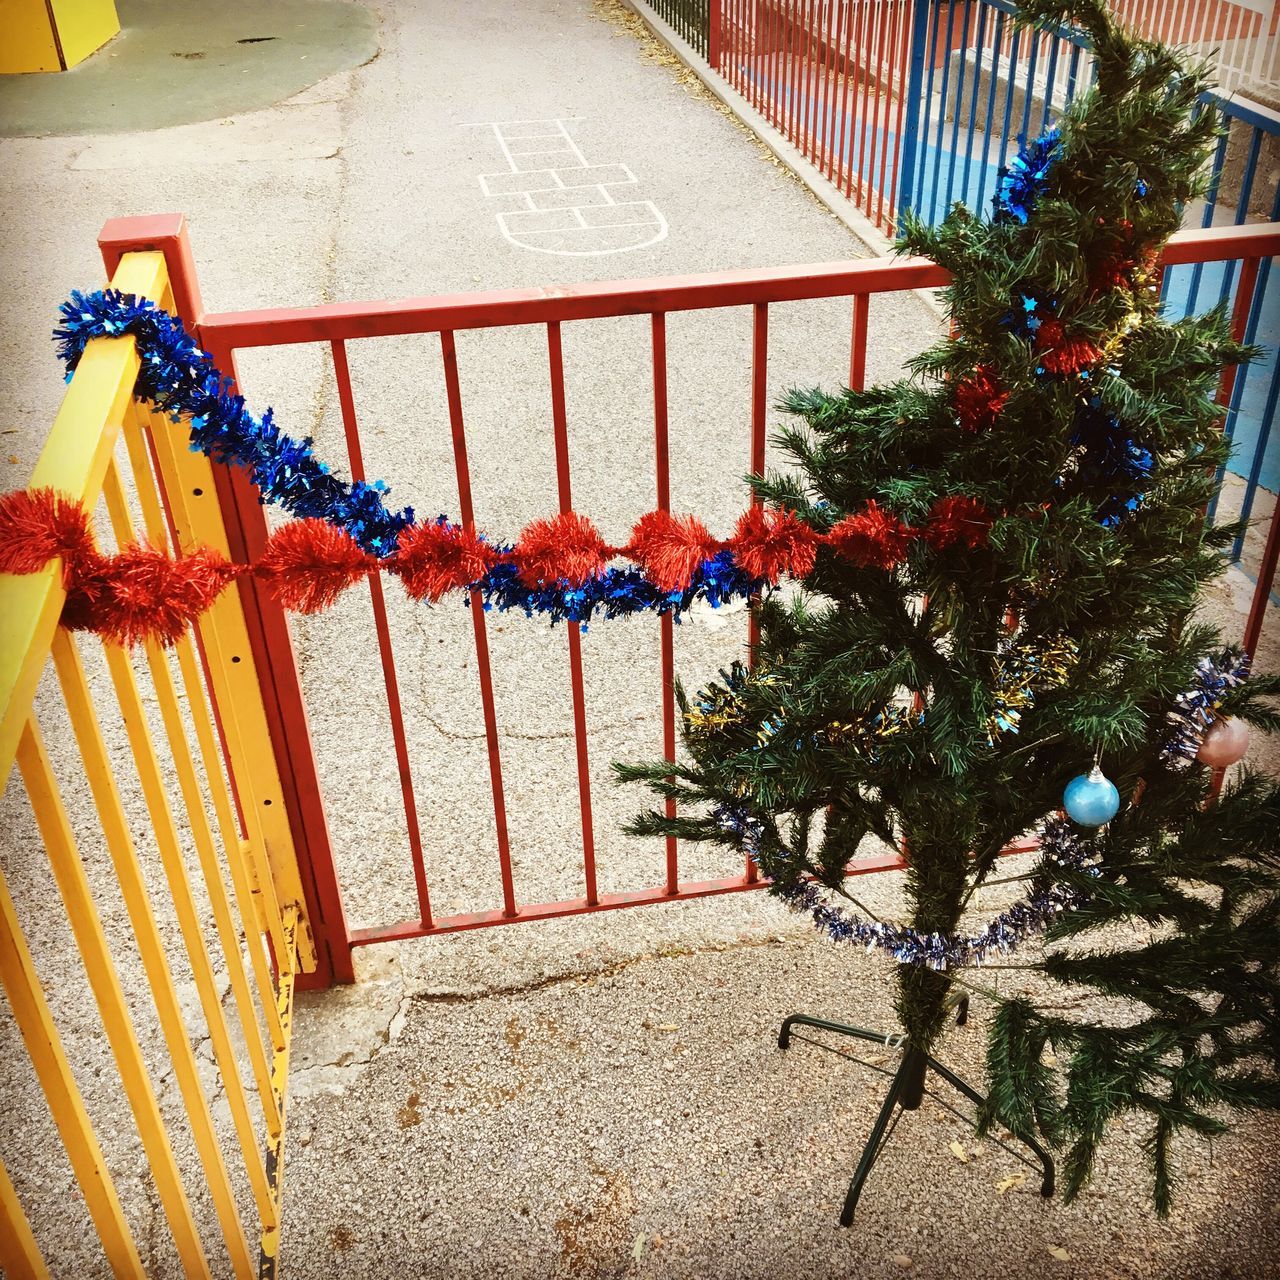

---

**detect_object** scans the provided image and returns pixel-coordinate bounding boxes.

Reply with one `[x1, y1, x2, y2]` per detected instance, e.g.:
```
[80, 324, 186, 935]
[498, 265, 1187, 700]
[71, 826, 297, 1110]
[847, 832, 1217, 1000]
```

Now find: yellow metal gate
[0, 244, 315, 1278]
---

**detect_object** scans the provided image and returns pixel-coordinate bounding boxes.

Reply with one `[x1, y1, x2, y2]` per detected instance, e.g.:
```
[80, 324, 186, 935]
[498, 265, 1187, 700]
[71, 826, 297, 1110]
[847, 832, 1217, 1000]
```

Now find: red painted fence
[100, 216, 1280, 987]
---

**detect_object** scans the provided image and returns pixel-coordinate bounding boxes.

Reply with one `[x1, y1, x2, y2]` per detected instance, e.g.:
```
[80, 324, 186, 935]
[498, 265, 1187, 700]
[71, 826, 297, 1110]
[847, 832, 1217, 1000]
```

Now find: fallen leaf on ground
[632, 1233, 648, 1260]
[892, 1254, 913, 1269]
[656, 1024, 678, 1032]
[949, 1140, 970, 1163]
[996, 1172, 1027, 1195]
[1047, 1245, 1072, 1261]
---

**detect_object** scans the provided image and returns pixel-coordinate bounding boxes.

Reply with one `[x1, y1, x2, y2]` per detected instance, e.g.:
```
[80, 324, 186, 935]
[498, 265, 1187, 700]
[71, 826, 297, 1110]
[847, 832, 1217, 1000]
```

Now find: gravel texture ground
[0, 0, 1276, 1276]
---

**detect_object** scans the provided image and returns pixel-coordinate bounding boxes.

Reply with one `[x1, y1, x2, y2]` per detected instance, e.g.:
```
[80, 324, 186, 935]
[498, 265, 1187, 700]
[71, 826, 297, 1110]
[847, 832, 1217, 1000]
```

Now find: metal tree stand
[778, 998, 1056, 1227]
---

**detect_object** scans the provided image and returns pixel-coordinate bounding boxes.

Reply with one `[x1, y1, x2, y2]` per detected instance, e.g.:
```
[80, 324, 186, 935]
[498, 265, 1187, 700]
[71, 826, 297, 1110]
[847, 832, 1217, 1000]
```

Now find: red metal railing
[99, 217, 1279, 985]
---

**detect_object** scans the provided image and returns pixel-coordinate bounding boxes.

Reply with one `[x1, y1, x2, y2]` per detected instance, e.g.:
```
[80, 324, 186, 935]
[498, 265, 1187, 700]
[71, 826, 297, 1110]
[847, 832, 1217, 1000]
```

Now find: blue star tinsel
[1163, 647, 1251, 763]
[714, 805, 1098, 969]
[1071, 397, 1155, 526]
[993, 128, 1061, 225]
[53, 290, 767, 625]
[1001, 289, 1058, 340]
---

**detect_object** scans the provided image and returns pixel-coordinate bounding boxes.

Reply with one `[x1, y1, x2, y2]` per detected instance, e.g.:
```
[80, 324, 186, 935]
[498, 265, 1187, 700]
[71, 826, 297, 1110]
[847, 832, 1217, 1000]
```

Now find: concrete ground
[0, 1, 1277, 1277]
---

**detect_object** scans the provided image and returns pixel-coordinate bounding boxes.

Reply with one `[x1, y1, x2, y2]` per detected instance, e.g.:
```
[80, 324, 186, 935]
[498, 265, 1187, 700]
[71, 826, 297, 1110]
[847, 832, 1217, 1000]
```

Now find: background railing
[648, 0, 713, 55]
[1112, 0, 1280, 93]
[635, 0, 1280, 578]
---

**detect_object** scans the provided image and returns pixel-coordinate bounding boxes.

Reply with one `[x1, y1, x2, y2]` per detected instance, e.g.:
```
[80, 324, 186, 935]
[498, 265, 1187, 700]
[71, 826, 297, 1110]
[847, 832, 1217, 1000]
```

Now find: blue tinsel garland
[715, 805, 1098, 969]
[1071, 396, 1156, 526]
[53, 289, 765, 625]
[993, 129, 1061, 225]
[1163, 647, 1251, 762]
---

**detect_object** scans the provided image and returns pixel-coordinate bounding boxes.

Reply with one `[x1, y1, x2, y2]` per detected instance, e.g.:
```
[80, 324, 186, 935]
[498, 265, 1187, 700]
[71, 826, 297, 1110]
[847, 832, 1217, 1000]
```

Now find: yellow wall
[51, 0, 120, 68]
[0, 0, 119, 73]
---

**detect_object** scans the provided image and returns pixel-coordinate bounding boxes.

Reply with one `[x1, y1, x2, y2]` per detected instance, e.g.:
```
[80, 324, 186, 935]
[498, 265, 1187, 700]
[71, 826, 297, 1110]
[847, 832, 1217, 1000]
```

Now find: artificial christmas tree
[619, 0, 1280, 1221]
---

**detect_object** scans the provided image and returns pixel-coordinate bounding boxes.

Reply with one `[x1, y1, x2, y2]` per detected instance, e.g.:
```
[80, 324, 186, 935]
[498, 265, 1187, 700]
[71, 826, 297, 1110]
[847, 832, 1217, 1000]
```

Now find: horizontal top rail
[199, 224, 1280, 349]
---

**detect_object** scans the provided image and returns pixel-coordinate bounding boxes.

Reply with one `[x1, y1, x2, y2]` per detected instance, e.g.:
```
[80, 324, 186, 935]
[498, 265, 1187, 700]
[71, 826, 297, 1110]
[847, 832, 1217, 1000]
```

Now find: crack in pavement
[288, 931, 805, 1095]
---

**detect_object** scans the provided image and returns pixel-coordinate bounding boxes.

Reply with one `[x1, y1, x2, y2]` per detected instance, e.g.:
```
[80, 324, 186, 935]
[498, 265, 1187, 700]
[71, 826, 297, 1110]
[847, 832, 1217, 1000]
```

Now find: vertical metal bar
[1217, 126, 1262, 307]
[439, 330, 518, 918]
[984, 24, 1022, 214]
[1207, 253, 1262, 527]
[710, 0, 723, 67]
[1216, 255, 1260, 430]
[255, 910, 297, 1280]
[652, 313, 679, 896]
[816, 0, 837, 171]
[959, 0, 990, 207]
[821, 0, 843, 180]
[1185, 124, 1228, 315]
[1017, 25, 1040, 141]
[835, 0, 856, 190]
[0, 1156, 49, 1280]
[929, 0, 960, 220]
[768, 0, 783, 126]
[849, 292, 871, 390]
[746, 301, 769, 884]
[0, 862, 145, 1279]
[870, 0, 893, 224]
[812, 0, 833, 165]
[1064, 38, 1082, 104]
[782, 0, 798, 136]
[1231, 232, 1280, 558]
[852, 0, 874, 201]
[1038, 28, 1061, 135]
[943, 0, 974, 209]
[895, 0, 934, 226]
[975, 10, 1006, 209]
[915, 0, 943, 215]
[16, 718, 218, 1280]
[726, 0, 740, 92]
[1242, 499, 1280, 659]
[546, 321, 600, 907]
[329, 340, 434, 928]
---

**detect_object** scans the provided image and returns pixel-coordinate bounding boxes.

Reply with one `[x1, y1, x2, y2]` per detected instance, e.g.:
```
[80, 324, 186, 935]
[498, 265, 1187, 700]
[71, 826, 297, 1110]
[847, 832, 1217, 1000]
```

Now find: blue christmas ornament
[1063, 766, 1121, 826]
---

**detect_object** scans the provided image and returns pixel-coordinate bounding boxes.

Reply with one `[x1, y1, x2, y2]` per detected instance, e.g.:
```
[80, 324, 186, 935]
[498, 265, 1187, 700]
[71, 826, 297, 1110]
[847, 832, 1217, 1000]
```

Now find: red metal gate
[99, 215, 1280, 988]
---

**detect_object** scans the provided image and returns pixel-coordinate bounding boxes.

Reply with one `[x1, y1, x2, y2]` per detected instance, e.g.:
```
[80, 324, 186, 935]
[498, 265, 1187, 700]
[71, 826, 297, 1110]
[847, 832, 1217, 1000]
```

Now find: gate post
[895, 0, 935, 229]
[709, 0, 723, 69]
[97, 214, 355, 988]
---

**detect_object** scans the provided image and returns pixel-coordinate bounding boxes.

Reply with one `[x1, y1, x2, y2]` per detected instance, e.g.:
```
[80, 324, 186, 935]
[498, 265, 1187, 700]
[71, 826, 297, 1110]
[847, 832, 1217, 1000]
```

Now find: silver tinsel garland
[714, 806, 1099, 970]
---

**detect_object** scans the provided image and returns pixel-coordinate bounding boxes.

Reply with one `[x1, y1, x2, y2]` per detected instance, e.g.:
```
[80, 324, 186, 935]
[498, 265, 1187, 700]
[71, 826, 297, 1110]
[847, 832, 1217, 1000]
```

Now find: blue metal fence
[892, 0, 1278, 554]
[640, 0, 1278, 575]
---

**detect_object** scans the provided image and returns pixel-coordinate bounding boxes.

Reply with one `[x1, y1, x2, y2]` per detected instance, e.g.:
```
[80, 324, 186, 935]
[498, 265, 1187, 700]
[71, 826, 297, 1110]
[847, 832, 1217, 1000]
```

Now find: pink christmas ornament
[1196, 716, 1250, 767]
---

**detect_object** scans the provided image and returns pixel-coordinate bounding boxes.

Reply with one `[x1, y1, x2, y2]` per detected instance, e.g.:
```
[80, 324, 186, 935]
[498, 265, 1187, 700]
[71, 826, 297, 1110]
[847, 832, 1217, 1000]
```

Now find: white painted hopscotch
[472, 117, 668, 256]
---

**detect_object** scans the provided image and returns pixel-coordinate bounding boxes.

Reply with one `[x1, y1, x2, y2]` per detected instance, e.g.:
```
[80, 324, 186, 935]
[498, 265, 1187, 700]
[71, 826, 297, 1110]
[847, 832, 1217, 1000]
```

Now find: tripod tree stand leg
[840, 1046, 920, 1227]
[924, 1052, 1055, 1197]
[778, 1013, 895, 1052]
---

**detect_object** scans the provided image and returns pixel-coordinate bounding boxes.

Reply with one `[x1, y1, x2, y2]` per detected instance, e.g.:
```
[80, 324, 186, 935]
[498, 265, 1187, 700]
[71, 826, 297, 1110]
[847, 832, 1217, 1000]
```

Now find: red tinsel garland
[953, 365, 1009, 433]
[0, 487, 995, 647]
[827, 501, 914, 570]
[1034, 319, 1102, 376]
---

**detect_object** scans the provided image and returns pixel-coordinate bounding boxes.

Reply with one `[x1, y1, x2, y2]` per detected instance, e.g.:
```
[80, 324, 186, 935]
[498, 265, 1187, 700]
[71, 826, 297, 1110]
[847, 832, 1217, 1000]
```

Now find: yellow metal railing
[0, 250, 311, 1277]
